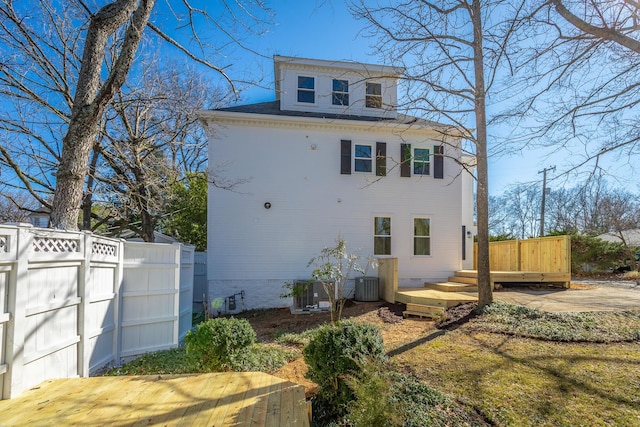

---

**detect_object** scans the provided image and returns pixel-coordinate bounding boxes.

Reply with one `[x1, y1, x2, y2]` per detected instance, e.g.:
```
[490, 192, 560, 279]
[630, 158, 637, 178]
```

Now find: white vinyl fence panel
[84, 237, 122, 375]
[193, 251, 208, 314]
[0, 225, 193, 400]
[121, 242, 193, 361]
[179, 247, 194, 340]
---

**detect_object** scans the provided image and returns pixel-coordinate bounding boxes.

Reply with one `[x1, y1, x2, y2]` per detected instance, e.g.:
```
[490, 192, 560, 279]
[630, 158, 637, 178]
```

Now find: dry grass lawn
[392, 330, 640, 426]
[257, 302, 640, 426]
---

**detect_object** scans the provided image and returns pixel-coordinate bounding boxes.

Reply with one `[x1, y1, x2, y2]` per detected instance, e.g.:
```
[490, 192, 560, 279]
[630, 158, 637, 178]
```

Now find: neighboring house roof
[215, 100, 453, 130]
[598, 229, 640, 246]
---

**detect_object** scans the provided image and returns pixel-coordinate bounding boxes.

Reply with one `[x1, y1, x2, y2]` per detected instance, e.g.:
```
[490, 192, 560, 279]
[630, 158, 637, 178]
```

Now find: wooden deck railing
[473, 235, 571, 273]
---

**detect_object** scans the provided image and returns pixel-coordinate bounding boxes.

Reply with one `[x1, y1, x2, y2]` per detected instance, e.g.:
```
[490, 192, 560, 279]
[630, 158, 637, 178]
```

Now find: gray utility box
[355, 277, 379, 302]
[293, 280, 330, 310]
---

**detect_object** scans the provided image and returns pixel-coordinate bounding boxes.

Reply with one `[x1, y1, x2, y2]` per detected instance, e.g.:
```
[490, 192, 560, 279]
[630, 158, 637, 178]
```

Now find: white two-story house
[199, 55, 475, 311]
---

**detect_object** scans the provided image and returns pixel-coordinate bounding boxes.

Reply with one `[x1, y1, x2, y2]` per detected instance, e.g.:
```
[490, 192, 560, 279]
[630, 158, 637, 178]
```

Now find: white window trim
[296, 74, 316, 105]
[373, 215, 393, 257]
[412, 216, 432, 257]
[353, 142, 373, 174]
[365, 81, 383, 109]
[412, 146, 431, 177]
[331, 78, 350, 106]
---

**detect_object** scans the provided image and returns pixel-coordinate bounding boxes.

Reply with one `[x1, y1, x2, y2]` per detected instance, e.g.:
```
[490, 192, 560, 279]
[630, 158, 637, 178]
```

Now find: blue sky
[198, 1, 634, 197]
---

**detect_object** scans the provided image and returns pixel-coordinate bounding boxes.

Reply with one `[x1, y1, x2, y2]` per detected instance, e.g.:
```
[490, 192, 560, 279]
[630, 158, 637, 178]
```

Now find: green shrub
[184, 317, 256, 371]
[345, 358, 487, 427]
[274, 329, 316, 347]
[303, 321, 385, 419]
[474, 302, 640, 342]
[570, 234, 628, 273]
[234, 343, 299, 373]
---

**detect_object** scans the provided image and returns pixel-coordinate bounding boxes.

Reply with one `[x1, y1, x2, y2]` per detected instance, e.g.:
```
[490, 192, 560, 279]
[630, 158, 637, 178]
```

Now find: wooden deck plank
[0, 373, 309, 427]
[264, 377, 283, 426]
[217, 372, 260, 426]
[173, 374, 230, 426]
[230, 370, 272, 426]
[201, 372, 248, 425]
[279, 379, 299, 426]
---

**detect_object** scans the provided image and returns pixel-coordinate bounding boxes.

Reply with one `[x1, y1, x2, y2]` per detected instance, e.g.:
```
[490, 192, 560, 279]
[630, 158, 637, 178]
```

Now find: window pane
[366, 82, 381, 95]
[355, 145, 371, 158]
[414, 218, 430, 236]
[414, 237, 431, 256]
[297, 90, 314, 103]
[375, 236, 391, 255]
[414, 148, 429, 161]
[355, 159, 372, 172]
[414, 162, 430, 175]
[333, 79, 348, 92]
[375, 217, 391, 236]
[298, 76, 314, 89]
[332, 93, 349, 106]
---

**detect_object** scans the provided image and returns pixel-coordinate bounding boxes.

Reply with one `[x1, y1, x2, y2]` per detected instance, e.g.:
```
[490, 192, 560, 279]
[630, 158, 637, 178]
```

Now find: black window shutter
[376, 142, 387, 176]
[400, 143, 411, 177]
[434, 144, 444, 179]
[340, 140, 351, 175]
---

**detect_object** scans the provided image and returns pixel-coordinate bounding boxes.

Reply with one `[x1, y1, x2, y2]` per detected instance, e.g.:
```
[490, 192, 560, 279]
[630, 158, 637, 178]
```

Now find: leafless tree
[351, 0, 526, 306]
[85, 60, 224, 241]
[503, 0, 640, 184]
[0, 191, 34, 223]
[492, 175, 640, 242]
[0, 0, 272, 230]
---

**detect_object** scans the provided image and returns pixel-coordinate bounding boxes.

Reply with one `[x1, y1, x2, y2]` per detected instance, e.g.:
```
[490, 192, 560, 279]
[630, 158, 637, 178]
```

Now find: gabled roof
[598, 229, 640, 246]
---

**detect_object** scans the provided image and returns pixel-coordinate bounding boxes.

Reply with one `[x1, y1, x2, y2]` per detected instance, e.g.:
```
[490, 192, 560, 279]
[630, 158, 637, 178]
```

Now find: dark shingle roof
[216, 100, 439, 127]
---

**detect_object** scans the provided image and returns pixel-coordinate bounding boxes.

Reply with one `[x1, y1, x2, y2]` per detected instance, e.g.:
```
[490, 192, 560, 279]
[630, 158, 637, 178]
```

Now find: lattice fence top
[92, 241, 117, 257]
[0, 235, 7, 252]
[33, 236, 79, 253]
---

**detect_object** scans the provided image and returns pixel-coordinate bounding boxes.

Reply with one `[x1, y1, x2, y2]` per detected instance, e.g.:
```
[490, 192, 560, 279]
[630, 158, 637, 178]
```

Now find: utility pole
[538, 165, 556, 237]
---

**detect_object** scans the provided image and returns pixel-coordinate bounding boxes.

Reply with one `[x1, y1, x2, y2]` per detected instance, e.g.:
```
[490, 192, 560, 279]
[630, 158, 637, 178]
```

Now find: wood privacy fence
[474, 235, 571, 273]
[0, 224, 193, 399]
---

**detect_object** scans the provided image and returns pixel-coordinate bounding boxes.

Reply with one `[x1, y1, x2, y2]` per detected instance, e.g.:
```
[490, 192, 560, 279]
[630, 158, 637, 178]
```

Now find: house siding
[275, 56, 400, 119]
[205, 119, 468, 310]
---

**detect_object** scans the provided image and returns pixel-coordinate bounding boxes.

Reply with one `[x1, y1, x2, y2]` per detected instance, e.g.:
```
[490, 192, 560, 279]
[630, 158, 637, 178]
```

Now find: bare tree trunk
[50, 0, 155, 230]
[140, 208, 156, 243]
[471, 0, 492, 307]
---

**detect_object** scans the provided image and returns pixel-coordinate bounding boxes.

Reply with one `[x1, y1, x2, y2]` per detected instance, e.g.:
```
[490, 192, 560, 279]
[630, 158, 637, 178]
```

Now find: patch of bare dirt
[239, 300, 441, 394]
[435, 302, 478, 329]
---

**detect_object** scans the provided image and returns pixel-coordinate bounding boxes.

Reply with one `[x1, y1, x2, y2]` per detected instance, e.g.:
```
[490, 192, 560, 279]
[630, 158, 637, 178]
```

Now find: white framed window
[354, 143, 372, 173]
[413, 217, 431, 256]
[332, 79, 349, 106]
[413, 147, 430, 176]
[366, 82, 382, 108]
[297, 76, 315, 103]
[374, 216, 391, 255]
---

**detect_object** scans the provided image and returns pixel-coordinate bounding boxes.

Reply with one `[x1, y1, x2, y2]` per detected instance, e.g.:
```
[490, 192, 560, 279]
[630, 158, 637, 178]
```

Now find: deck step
[403, 303, 446, 319]
[447, 275, 478, 285]
[425, 281, 477, 292]
[395, 289, 478, 308]
[453, 270, 479, 278]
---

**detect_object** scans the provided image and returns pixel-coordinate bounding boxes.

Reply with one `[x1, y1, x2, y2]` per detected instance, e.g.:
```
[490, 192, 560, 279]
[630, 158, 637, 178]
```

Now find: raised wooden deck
[455, 269, 571, 288]
[394, 270, 571, 310]
[0, 372, 310, 426]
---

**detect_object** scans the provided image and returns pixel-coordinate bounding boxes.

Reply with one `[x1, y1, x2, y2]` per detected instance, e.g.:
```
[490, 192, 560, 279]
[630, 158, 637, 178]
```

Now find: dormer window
[332, 79, 349, 106]
[297, 76, 315, 103]
[366, 82, 382, 108]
